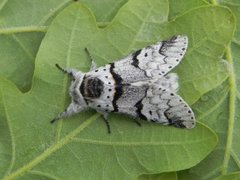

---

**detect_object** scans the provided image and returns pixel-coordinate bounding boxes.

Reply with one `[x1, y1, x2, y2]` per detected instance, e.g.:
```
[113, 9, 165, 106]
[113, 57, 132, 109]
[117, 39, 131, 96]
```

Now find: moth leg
[55, 64, 78, 79]
[97, 110, 111, 133]
[84, 48, 97, 71]
[134, 119, 142, 127]
[103, 118, 111, 134]
[101, 112, 111, 134]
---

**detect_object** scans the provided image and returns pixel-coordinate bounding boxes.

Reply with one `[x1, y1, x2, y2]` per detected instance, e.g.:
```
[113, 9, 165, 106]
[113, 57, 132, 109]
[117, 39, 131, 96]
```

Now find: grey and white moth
[51, 35, 195, 133]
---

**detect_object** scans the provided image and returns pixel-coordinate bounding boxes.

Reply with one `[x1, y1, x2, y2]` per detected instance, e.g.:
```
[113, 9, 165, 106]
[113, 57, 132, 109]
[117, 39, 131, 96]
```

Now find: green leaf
[0, 0, 129, 92]
[156, 4, 234, 104]
[177, 1, 240, 179]
[81, 0, 127, 25]
[0, 1, 222, 179]
[178, 82, 230, 179]
[0, 0, 74, 91]
[215, 172, 240, 180]
[219, 0, 240, 43]
[139, 172, 177, 180]
[178, 43, 240, 180]
[0, 75, 217, 179]
[168, 0, 208, 19]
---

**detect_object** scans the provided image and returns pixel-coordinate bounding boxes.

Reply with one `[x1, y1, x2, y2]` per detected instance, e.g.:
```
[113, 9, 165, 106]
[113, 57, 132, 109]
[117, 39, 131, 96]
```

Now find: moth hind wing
[143, 86, 195, 129]
[164, 97, 196, 129]
[154, 73, 179, 93]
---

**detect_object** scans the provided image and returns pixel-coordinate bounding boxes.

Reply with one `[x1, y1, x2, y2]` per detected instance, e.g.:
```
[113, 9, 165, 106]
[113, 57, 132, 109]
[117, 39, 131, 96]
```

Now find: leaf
[0, 1, 221, 179]
[177, 0, 240, 179]
[0, 0, 126, 92]
[86, 5, 234, 105]
[178, 44, 240, 179]
[0, 76, 217, 179]
[219, 0, 240, 43]
[215, 172, 240, 180]
[170, 5, 234, 104]
[81, 0, 127, 25]
[178, 82, 230, 179]
[168, 0, 208, 19]
[0, 0, 74, 91]
[139, 172, 177, 180]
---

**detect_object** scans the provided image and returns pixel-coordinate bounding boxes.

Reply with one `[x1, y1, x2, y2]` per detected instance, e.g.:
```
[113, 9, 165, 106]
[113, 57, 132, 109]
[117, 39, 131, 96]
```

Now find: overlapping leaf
[0, 0, 237, 179]
[0, 0, 127, 92]
[0, 0, 75, 91]
[177, 0, 240, 179]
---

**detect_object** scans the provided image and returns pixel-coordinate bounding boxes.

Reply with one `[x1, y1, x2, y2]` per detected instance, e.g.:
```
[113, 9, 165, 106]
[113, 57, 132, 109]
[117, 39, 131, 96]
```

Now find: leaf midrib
[4, 113, 100, 180]
[0, 90, 16, 177]
[54, 11, 83, 142]
[0, 0, 8, 12]
[72, 135, 213, 146]
[0, 26, 47, 34]
[222, 45, 237, 174]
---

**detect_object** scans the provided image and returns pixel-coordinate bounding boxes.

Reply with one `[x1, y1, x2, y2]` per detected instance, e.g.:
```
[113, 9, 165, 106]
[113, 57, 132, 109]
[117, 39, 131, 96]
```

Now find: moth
[51, 35, 195, 133]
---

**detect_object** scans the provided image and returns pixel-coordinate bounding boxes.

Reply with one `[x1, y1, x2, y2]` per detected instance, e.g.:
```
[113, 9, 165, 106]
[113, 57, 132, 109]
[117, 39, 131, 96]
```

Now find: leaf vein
[4, 113, 100, 180]
[72, 136, 212, 146]
[1, 91, 16, 177]
[222, 45, 236, 174]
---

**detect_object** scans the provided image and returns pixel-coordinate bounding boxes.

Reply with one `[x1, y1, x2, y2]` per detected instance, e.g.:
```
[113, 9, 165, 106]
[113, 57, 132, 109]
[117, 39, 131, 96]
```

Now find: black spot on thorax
[80, 76, 104, 98]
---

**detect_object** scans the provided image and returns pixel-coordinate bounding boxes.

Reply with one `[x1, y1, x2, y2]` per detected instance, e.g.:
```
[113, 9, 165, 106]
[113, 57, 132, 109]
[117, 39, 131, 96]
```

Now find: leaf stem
[0, 26, 47, 34]
[4, 113, 101, 180]
[222, 45, 236, 174]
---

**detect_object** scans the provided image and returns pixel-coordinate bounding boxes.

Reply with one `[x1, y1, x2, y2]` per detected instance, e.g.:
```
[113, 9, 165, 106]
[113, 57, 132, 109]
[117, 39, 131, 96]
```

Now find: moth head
[51, 67, 87, 124]
[69, 71, 88, 107]
[55, 64, 86, 106]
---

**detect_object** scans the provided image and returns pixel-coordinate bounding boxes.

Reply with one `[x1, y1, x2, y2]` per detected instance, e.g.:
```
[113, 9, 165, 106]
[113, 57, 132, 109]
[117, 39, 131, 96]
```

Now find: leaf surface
[139, 172, 177, 180]
[0, 0, 74, 91]
[177, 0, 240, 179]
[0, 0, 126, 91]
[81, 0, 127, 24]
[168, 0, 208, 19]
[0, 1, 225, 179]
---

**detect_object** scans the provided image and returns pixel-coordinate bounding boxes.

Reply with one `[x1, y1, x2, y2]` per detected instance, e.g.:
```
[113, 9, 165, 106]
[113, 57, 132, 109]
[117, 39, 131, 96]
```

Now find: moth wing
[112, 35, 188, 83]
[111, 82, 195, 128]
[141, 85, 195, 128]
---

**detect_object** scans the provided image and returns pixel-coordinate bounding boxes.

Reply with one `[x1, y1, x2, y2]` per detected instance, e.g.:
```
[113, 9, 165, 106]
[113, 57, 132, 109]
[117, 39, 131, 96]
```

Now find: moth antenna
[55, 63, 77, 79]
[55, 63, 66, 73]
[84, 48, 92, 60]
[85, 48, 97, 71]
[134, 119, 142, 126]
[50, 117, 59, 124]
